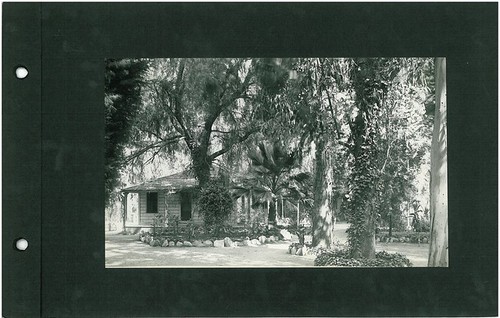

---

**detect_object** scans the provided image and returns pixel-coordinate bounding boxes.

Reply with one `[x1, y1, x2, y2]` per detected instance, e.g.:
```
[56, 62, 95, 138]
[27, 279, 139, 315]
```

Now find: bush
[413, 217, 431, 232]
[185, 220, 204, 241]
[376, 231, 429, 243]
[314, 249, 412, 267]
[198, 182, 233, 238]
[245, 223, 282, 240]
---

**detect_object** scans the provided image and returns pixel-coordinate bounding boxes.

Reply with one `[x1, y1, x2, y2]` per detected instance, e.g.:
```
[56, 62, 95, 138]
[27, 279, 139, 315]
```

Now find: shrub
[314, 249, 412, 267]
[245, 223, 282, 240]
[376, 231, 429, 243]
[198, 182, 233, 238]
[413, 217, 431, 232]
[185, 220, 204, 241]
[151, 214, 167, 236]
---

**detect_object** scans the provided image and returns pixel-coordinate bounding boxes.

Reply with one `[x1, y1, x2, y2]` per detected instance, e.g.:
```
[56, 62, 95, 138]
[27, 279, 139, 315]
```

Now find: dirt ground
[105, 222, 429, 267]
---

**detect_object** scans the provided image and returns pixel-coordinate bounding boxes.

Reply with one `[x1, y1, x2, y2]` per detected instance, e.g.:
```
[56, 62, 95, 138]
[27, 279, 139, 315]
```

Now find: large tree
[428, 57, 448, 266]
[104, 58, 149, 206]
[280, 58, 351, 248]
[346, 58, 391, 259]
[127, 58, 290, 187]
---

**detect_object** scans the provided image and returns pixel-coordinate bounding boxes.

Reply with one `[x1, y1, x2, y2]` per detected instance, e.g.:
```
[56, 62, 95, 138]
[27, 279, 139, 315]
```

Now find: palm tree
[231, 141, 311, 225]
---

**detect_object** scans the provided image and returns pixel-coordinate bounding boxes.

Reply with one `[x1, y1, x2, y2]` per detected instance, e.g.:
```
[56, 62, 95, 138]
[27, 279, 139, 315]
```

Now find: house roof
[121, 171, 198, 192]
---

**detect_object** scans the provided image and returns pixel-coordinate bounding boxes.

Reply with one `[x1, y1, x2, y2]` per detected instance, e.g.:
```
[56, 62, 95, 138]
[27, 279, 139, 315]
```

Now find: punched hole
[15, 238, 29, 251]
[15, 66, 29, 79]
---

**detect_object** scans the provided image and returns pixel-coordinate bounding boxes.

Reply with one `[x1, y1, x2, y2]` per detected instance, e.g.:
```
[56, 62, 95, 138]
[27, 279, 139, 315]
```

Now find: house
[121, 171, 203, 230]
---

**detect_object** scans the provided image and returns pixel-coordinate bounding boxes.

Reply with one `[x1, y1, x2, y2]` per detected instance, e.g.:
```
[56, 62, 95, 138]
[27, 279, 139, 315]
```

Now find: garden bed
[314, 249, 413, 267]
[138, 227, 294, 249]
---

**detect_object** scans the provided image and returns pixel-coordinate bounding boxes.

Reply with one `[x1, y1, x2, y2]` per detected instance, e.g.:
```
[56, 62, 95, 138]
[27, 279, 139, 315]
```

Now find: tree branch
[211, 129, 232, 134]
[209, 128, 258, 161]
[124, 135, 183, 163]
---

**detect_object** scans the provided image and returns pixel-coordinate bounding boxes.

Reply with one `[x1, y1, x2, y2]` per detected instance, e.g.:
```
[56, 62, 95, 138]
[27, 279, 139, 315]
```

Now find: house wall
[137, 191, 202, 226]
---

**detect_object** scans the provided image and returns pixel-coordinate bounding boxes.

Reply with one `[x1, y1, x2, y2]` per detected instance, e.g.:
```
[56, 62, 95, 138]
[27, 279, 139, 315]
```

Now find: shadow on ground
[105, 222, 429, 267]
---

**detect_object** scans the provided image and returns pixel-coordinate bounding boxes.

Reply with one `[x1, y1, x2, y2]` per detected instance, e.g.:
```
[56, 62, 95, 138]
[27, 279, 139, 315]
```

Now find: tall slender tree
[428, 57, 448, 266]
[282, 58, 351, 248]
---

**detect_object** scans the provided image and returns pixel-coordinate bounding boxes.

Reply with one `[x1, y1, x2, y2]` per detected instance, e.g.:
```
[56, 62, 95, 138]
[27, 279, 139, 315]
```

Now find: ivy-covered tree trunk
[347, 58, 388, 259]
[428, 57, 448, 267]
[312, 137, 335, 248]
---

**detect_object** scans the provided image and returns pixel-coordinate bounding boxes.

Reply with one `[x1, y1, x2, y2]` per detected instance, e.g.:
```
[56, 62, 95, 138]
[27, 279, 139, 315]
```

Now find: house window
[146, 192, 158, 214]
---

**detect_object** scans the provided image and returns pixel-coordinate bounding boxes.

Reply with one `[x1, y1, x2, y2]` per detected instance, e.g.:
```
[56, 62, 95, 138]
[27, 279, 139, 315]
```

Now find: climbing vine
[346, 58, 391, 259]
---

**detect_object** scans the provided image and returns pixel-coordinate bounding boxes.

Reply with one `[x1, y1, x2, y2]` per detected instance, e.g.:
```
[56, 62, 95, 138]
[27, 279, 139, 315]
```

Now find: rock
[140, 236, 145, 242]
[183, 241, 193, 247]
[385, 237, 390, 243]
[176, 241, 184, 247]
[214, 240, 225, 248]
[162, 240, 169, 247]
[241, 239, 251, 246]
[203, 240, 213, 247]
[231, 242, 238, 248]
[296, 247, 303, 256]
[269, 235, 276, 242]
[376, 237, 381, 243]
[422, 237, 428, 244]
[223, 237, 233, 247]
[193, 240, 204, 247]
[250, 239, 260, 246]
[258, 235, 267, 244]
[291, 247, 297, 255]
[280, 229, 292, 240]
[169, 241, 176, 247]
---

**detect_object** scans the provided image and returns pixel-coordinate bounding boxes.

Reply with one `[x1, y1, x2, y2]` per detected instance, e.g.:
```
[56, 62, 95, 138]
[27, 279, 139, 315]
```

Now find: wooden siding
[136, 191, 203, 226]
[165, 193, 180, 218]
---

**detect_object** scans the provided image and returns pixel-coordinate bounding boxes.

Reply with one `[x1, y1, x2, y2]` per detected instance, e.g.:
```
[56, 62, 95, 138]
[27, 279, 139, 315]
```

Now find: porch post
[297, 201, 300, 231]
[248, 190, 253, 224]
[121, 192, 128, 232]
[281, 196, 284, 218]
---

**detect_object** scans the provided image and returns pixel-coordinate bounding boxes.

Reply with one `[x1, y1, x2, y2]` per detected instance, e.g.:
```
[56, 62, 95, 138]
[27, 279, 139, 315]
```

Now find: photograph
[104, 57, 448, 268]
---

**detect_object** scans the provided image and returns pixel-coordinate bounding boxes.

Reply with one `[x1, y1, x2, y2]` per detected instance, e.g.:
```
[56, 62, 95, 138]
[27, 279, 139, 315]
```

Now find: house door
[180, 192, 192, 221]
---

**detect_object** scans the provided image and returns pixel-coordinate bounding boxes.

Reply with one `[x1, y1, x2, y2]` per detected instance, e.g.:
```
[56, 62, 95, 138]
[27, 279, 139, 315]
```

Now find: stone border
[139, 233, 281, 248]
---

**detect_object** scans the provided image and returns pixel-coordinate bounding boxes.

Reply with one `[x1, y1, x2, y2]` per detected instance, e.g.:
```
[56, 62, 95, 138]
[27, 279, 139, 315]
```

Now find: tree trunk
[389, 214, 393, 237]
[191, 146, 211, 188]
[347, 58, 387, 259]
[428, 57, 448, 267]
[268, 200, 277, 225]
[359, 215, 376, 259]
[312, 138, 335, 248]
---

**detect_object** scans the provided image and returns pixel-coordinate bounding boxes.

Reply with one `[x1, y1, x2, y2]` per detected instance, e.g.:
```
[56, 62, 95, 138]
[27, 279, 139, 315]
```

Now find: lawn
[105, 222, 430, 267]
